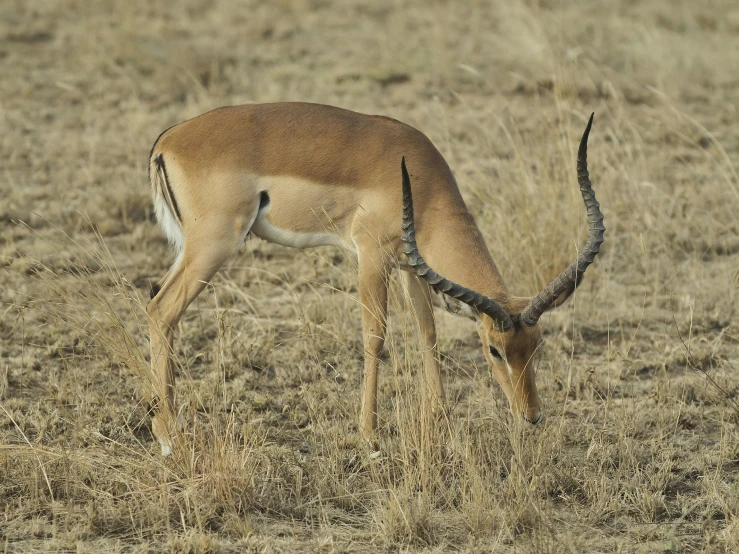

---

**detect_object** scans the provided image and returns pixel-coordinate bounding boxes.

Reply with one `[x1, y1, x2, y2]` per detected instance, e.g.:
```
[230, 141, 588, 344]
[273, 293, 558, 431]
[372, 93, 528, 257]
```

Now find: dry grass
[2, 0, 739, 551]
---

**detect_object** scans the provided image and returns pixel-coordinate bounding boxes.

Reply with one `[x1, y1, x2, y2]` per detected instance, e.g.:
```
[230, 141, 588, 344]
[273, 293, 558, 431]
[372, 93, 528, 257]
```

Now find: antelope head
[401, 114, 605, 424]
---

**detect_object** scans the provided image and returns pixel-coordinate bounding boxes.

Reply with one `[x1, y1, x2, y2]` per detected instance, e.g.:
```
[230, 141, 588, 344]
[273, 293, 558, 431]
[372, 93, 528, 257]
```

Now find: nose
[523, 411, 542, 425]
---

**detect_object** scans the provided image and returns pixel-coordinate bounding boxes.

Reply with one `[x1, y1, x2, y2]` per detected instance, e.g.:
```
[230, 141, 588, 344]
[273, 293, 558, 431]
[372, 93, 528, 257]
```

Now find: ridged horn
[400, 158, 514, 332]
[519, 113, 605, 328]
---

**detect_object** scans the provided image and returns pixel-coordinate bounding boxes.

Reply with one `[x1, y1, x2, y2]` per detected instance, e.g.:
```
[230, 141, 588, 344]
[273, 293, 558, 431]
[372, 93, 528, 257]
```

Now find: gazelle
[146, 102, 604, 456]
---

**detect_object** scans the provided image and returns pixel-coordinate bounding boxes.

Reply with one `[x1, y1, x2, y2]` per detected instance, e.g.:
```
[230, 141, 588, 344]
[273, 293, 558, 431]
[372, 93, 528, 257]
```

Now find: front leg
[402, 272, 445, 415]
[356, 247, 390, 438]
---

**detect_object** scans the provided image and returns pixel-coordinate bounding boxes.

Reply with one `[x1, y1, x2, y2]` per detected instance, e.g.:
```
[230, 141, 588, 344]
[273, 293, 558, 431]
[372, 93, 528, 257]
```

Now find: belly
[251, 211, 350, 249]
[249, 175, 356, 250]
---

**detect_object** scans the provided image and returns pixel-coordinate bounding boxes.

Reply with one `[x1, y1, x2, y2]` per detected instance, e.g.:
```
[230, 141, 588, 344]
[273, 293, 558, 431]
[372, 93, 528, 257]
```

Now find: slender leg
[402, 271, 445, 414]
[356, 247, 390, 438]
[146, 235, 241, 456]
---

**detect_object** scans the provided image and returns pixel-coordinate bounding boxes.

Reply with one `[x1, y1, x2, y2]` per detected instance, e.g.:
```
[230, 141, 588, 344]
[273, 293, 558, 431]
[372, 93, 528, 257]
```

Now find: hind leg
[146, 217, 255, 456]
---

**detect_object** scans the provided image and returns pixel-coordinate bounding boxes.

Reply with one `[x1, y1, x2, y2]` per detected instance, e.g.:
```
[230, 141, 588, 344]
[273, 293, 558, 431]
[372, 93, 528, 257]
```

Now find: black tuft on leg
[150, 283, 161, 299]
[146, 395, 160, 417]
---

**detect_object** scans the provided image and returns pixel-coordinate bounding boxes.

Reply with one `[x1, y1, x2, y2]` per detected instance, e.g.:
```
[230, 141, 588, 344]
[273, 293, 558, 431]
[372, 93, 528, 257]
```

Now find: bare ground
[1, 0, 739, 552]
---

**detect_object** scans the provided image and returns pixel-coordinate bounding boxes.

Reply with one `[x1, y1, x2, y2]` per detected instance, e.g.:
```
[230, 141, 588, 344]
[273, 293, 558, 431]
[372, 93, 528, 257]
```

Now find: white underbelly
[251, 211, 351, 250]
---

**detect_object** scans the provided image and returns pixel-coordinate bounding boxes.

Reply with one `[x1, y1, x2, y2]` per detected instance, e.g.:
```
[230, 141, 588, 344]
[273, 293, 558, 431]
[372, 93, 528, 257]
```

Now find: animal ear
[435, 292, 478, 321]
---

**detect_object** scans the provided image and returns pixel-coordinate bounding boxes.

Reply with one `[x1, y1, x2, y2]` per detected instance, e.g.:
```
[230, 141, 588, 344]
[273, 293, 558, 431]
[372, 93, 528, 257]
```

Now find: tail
[149, 149, 185, 254]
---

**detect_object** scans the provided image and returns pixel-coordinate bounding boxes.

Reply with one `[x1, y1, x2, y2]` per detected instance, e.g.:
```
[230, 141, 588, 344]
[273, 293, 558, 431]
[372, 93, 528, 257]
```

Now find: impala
[145, 102, 604, 456]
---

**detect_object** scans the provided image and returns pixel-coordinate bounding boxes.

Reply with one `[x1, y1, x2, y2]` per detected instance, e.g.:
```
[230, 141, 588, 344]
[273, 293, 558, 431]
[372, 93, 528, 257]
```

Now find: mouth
[523, 412, 542, 425]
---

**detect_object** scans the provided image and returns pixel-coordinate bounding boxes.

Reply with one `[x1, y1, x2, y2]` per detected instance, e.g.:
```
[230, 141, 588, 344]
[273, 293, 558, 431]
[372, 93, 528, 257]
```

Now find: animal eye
[489, 346, 502, 359]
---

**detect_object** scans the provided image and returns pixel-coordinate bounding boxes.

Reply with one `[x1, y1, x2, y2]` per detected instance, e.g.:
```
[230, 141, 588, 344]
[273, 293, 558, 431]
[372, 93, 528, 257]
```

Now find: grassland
[2, 0, 739, 551]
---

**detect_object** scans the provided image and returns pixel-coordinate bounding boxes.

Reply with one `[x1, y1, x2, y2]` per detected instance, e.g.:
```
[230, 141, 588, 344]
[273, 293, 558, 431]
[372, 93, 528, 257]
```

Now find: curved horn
[520, 113, 605, 328]
[400, 158, 514, 332]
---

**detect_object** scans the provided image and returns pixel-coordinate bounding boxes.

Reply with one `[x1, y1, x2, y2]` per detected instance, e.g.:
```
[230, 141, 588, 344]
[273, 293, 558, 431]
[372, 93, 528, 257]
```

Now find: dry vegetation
[2, 0, 739, 552]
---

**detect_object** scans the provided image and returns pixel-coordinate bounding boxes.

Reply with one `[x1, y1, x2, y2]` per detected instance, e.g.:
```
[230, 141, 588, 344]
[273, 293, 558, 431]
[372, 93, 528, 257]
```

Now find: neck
[416, 205, 511, 305]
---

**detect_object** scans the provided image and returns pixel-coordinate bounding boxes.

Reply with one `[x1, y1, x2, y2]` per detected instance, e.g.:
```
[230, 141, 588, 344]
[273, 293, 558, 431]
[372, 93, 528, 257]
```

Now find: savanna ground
[2, 0, 739, 551]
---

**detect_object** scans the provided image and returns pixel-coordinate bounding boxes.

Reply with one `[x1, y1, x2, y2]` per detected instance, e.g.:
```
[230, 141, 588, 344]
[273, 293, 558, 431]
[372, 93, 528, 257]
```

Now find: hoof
[369, 439, 387, 460]
[159, 439, 172, 457]
[152, 413, 176, 457]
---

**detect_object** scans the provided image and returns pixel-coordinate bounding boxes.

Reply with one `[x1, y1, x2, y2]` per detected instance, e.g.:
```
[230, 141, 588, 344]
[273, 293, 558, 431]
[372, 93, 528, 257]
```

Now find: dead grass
[2, 0, 739, 551]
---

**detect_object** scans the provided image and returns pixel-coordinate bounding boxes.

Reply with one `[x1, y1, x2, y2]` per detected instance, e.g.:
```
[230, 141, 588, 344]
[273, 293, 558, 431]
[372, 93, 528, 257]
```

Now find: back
[154, 102, 455, 196]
